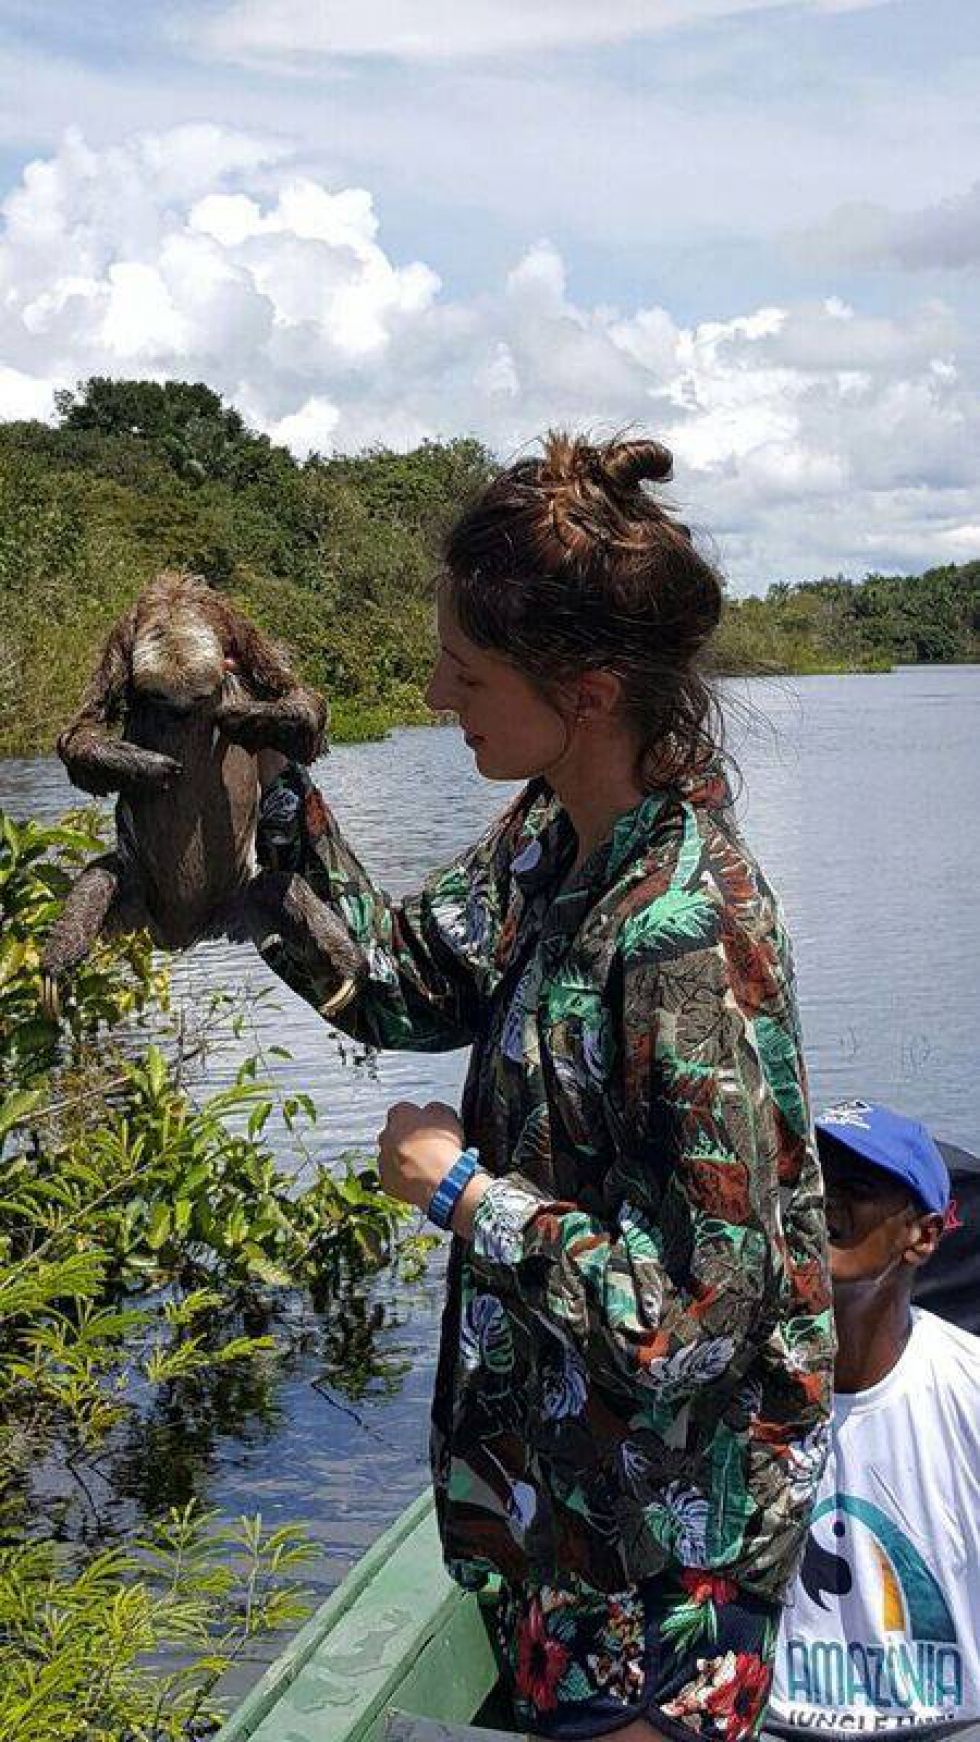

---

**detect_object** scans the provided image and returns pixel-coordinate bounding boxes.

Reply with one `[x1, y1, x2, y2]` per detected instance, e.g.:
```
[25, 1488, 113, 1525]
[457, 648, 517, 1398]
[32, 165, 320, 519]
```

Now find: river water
[2, 663, 978, 1686]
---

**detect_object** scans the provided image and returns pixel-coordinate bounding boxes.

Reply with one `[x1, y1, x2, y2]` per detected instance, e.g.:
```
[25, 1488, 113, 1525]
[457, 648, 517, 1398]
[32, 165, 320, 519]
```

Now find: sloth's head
[131, 573, 229, 711]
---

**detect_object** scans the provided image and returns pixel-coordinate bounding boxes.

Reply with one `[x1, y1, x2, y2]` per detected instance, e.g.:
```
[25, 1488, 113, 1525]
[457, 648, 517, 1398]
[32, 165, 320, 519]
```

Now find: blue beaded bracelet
[427, 1147, 483, 1231]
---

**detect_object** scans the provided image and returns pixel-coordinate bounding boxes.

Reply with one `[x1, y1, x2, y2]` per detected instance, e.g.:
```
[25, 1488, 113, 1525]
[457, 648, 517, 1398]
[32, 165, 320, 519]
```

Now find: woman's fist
[376, 1100, 465, 1211]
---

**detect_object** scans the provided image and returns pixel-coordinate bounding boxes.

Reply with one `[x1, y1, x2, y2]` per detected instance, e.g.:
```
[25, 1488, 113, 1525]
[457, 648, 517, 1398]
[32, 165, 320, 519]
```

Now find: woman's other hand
[377, 1100, 493, 1235]
[377, 1100, 465, 1210]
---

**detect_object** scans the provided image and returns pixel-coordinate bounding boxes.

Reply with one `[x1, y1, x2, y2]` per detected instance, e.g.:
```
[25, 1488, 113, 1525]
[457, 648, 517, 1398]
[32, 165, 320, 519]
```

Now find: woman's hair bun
[538, 431, 673, 496]
[597, 438, 673, 491]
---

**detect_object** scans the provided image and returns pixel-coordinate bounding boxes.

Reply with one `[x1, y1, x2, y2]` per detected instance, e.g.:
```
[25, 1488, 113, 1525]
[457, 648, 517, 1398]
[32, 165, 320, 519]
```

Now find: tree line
[0, 377, 976, 758]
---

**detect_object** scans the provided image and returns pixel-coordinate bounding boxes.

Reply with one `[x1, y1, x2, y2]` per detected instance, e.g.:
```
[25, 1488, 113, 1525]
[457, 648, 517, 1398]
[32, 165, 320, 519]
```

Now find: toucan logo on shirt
[783, 1493, 963, 1721]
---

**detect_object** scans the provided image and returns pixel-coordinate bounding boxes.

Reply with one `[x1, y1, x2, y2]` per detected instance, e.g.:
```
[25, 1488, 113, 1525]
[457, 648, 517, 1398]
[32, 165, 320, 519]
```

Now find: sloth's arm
[214, 689, 326, 762]
[57, 611, 181, 796]
[60, 736, 182, 797]
[215, 617, 327, 763]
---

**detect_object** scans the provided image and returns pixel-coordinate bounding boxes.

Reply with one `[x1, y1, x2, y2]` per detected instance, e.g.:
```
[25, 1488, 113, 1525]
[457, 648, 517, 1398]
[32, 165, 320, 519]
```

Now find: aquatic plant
[0, 1505, 316, 1741]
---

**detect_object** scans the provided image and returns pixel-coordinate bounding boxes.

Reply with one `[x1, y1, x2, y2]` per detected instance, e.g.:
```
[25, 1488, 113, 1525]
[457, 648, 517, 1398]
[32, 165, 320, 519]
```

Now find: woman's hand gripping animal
[40, 571, 366, 1018]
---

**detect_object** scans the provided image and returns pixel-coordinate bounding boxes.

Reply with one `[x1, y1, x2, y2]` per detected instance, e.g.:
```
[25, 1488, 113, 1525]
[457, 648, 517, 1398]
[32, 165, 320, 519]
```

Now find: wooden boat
[220, 1488, 506, 1742]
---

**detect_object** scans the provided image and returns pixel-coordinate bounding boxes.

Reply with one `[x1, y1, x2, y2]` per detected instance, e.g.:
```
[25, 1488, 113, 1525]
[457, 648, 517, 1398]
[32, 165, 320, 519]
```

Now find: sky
[0, 0, 977, 591]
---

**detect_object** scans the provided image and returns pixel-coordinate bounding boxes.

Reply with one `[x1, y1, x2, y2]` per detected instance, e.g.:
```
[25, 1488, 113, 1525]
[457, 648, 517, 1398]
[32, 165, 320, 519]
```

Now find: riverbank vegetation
[0, 378, 977, 758]
[0, 808, 435, 1738]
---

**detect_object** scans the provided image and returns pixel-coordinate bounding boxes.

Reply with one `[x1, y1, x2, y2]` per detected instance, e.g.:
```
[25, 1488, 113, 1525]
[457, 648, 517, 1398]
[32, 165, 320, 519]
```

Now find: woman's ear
[575, 669, 623, 721]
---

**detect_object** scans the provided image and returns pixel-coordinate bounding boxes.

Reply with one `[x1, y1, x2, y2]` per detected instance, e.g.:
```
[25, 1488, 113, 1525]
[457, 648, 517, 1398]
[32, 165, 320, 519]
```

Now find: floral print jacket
[267, 763, 834, 1600]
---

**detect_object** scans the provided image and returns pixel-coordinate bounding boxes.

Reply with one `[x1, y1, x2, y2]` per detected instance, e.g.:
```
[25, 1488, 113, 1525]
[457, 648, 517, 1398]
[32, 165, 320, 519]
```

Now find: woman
[258, 434, 834, 1742]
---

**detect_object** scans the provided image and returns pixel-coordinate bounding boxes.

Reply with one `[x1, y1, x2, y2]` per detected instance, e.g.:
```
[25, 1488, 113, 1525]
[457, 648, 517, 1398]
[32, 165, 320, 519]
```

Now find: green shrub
[0, 1506, 316, 1741]
[0, 809, 435, 1733]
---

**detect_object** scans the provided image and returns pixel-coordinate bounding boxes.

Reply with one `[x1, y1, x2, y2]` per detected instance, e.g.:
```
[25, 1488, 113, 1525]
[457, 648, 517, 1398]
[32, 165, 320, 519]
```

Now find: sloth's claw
[40, 972, 62, 1023]
[238, 871, 365, 1015]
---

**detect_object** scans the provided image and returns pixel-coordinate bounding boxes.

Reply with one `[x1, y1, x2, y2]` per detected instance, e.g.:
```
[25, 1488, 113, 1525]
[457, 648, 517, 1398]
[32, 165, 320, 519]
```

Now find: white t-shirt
[769, 1308, 980, 1733]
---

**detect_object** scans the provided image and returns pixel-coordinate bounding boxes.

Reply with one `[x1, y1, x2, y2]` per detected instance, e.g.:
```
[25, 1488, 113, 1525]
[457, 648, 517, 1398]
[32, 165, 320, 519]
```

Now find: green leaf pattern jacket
[275, 764, 834, 1599]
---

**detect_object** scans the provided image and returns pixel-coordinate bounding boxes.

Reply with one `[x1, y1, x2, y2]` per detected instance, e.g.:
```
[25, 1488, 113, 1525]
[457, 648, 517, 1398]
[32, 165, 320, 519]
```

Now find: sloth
[41, 571, 365, 1017]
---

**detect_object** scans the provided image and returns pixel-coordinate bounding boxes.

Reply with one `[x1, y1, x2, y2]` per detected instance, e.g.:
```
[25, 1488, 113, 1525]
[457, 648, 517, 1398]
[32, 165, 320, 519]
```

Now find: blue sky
[0, 0, 976, 588]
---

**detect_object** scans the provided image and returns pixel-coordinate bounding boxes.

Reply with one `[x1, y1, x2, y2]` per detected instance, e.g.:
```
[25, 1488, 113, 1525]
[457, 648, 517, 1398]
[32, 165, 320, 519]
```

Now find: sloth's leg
[40, 852, 126, 1019]
[101, 882, 153, 939]
[230, 871, 366, 1017]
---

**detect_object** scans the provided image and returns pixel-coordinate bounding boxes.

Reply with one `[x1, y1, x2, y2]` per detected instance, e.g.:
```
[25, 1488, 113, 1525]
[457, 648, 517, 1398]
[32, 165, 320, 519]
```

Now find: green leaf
[248, 1100, 273, 1139]
[143, 1045, 168, 1099]
[0, 1088, 44, 1143]
[145, 1202, 172, 1250]
[243, 1247, 293, 1288]
[225, 1205, 248, 1247]
[212, 1334, 276, 1364]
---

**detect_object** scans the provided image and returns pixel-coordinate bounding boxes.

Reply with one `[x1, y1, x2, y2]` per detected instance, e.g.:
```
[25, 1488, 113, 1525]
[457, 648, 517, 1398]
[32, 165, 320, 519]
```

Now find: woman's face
[425, 596, 571, 781]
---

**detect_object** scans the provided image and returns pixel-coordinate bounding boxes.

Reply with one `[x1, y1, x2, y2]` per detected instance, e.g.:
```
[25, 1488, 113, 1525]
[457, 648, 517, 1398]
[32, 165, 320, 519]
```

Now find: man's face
[820, 1142, 941, 1289]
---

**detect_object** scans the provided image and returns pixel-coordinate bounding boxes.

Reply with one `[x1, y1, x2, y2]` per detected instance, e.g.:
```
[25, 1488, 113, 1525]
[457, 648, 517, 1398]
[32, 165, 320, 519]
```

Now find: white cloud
[189, 177, 440, 356]
[0, 362, 52, 420]
[0, 126, 976, 589]
[935, 522, 980, 558]
[2, 30, 975, 270]
[268, 394, 341, 453]
[798, 181, 980, 272]
[191, 0, 896, 65]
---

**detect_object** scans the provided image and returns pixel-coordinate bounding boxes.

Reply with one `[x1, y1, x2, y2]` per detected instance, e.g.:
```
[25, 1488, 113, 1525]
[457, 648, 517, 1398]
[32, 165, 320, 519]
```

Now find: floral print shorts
[494, 1570, 780, 1742]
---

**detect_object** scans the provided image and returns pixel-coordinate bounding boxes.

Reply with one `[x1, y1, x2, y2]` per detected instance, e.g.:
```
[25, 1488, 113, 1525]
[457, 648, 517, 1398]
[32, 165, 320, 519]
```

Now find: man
[767, 1101, 980, 1738]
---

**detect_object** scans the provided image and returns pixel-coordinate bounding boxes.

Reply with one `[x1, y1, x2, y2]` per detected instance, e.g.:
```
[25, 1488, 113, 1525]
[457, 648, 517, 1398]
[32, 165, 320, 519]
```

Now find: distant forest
[1, 377, 976, 758]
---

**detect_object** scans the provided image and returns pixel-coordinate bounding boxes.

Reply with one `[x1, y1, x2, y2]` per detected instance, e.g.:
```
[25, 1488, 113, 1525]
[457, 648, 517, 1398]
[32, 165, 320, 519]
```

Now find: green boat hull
[220, 1481, 980, 1742]
[221, 1490, 500, 1742]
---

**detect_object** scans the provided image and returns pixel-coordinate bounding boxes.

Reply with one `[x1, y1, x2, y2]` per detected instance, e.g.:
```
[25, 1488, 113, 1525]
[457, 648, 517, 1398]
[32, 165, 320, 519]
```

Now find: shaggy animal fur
[42, 572, 364, 1015]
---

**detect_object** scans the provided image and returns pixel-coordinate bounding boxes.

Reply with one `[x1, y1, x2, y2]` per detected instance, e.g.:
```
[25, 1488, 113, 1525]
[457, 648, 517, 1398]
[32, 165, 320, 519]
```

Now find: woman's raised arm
[256, 764, 530, 1054]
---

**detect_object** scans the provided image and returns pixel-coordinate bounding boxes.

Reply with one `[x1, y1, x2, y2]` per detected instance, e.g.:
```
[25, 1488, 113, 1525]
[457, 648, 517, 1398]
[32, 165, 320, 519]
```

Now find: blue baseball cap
[815, 1100, 951, 1215]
